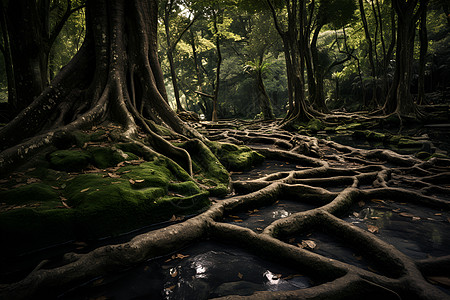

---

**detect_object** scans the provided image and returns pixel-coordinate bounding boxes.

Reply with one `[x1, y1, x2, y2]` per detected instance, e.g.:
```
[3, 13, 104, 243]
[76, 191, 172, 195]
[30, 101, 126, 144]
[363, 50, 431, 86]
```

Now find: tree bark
[358, 0, 378, 108]
[417, 5, 428, 105]
[256, 54, 274, 120]
[385, 0, 428, 117]
[0, 0, 197, 174]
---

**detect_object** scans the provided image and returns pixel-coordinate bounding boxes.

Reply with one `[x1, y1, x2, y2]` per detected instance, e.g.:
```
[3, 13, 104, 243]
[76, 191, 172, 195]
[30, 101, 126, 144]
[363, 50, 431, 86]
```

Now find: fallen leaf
[392, 208, 401, 212]
[434, 213, 442, 216]
[26, 178, 40, 184]
[367, 225, 379, 233]
[135, 179, 145, 183]
[52, 186, 60, 190]
[237, 272, 243, 279]
[300, 240, 316, 250]
[111, 181, 121, 184]
[399, 212, 415, 218]
[256, 227, 263, 231]
[353, 212, 360, 218]
[175, 253, 189, 259]
[412, 216, 421, 221]
[233, 219, 243, 222]
[108, 173, 120, 178]
[80, 188, 90, 193]
[129, 179, 135, 184]
[288, 238, 295, 243]
[229, 215, 240, 219]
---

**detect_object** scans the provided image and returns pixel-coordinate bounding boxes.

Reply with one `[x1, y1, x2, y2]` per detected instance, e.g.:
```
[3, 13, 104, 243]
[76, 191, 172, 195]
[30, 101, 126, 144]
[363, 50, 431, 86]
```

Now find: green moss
[397, 138, 423, 148]
[88, 130, 108, 142]
[365, 131, 386, 141]
[388, 135, 402, 145]
[88, 147, 128, 168]
[207, 141, 264, 171]
[306, 119, 324, 132]
[169, 181, 201, 196]
[336, 123, 363, 131]
[416, 151, 431, 159]
[48, 149, 91, 171]
[0, 183, 60, 205]
[181, 140, 230, 184]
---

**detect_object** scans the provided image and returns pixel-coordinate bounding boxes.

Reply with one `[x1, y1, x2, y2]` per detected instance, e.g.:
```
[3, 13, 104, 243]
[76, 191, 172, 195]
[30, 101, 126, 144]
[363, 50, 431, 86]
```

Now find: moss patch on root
[179, 140, 231, 197]
[207, 141, 264, 171]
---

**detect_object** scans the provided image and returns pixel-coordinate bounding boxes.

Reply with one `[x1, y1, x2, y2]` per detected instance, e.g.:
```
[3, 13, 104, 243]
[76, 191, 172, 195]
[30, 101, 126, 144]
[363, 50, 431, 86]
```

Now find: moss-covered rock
[48, 149, 91, 171]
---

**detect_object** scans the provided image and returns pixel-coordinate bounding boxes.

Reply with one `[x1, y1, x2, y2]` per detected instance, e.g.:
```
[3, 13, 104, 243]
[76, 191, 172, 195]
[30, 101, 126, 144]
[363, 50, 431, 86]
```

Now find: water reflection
[272, 209, 290, 219]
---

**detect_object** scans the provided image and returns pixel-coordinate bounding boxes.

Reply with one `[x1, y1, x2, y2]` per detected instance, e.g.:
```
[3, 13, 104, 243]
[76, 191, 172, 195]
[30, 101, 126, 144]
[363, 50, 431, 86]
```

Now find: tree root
[1, 121, 449, 299]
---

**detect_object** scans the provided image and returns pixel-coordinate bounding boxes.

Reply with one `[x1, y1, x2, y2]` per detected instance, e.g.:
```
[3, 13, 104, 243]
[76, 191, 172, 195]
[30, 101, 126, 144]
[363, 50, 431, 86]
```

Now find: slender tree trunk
[164, 4, 184, 112]
[0, 3, 17, 110]
[211, 10, 222, 122]
[256, 54, 274, 120]
[418, 6, 428, 105]
[358, 0, 377, 108]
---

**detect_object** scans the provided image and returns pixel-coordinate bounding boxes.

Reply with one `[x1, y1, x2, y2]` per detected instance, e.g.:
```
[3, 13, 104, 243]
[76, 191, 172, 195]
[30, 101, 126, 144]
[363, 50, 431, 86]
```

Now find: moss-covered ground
[0, 125, 263, 257]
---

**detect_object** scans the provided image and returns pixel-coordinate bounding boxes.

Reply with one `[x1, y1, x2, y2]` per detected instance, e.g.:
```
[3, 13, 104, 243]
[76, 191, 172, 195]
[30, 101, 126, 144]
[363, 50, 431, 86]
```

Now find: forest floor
[1, 118, 450, 299]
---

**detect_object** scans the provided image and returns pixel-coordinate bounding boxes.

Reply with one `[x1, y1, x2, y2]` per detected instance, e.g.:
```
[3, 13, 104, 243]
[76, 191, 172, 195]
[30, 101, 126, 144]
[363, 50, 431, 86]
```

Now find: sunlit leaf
[367, 225, 379, 233]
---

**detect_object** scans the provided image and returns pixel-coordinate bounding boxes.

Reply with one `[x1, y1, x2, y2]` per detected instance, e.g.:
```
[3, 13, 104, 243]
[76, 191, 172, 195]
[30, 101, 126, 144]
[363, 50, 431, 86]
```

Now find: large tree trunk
[385, 0, 428, 117]
[6, 0, 47, 111]
[267, 0, 312, 125]
[0, 0, 197, 175]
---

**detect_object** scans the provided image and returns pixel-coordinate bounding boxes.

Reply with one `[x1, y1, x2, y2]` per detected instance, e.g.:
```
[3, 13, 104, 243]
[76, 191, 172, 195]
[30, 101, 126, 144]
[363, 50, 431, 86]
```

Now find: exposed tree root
[1, 120, 449, 299]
